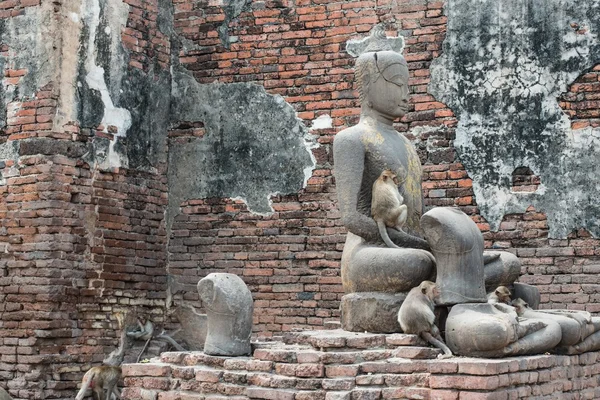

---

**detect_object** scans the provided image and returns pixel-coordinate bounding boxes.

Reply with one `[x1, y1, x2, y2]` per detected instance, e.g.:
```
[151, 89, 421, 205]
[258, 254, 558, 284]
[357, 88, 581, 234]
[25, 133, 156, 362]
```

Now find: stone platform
[121, 330, 600, 400]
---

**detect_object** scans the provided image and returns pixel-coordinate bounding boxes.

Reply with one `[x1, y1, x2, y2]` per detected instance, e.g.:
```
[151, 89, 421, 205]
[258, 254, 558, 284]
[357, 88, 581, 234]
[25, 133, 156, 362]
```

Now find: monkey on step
[398, 280, 453, 359]
[371, 170, 435, 264]
[75, 365, 121, 400]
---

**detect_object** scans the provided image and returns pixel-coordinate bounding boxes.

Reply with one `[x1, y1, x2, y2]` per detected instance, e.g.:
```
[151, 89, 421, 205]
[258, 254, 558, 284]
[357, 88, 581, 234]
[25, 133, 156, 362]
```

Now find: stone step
[283, 329, 425, 350]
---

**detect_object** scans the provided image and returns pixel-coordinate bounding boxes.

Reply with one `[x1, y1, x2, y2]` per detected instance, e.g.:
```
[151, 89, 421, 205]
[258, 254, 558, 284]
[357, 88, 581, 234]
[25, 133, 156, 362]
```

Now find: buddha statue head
[355, 25, 410, 121]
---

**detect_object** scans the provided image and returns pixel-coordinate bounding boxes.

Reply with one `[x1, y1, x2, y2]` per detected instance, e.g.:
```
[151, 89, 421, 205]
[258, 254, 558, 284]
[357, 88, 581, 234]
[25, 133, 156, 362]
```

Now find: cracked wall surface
[430, 0, 600, 238]
[168, 67, 316, 227]
[74, 0, 172, 171]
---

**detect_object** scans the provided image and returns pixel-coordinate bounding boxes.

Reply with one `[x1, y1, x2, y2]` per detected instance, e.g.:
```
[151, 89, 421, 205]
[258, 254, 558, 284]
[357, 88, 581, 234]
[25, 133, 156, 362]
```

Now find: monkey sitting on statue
[487, 286, 512, 304]
[371, 170, 435, 263]
[398, 280, 453, 359]
[371, 169, 408, 249]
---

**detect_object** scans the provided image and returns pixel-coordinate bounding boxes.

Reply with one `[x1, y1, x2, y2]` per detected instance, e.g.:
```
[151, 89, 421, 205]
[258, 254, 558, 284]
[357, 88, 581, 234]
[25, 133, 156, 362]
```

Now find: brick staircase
[122, 330, 600, 400]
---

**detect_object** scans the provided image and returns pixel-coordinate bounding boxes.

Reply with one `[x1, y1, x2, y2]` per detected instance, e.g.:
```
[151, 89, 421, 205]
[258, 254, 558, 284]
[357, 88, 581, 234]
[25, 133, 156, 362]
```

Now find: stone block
[340, 292, 405, 333]
[512, 282, 541, 310]
[246, 388, 296, 400]
[391, 346, 441, 359]
[385, 333, 425, 346]
[325, 392, 351, 400]
[325, 365, 360, 378]
[350, 388, 381, 400]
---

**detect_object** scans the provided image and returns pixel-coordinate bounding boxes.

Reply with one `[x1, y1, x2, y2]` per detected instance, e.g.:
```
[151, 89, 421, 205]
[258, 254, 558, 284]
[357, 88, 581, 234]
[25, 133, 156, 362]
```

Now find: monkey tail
[75, 369, 96, 400]
[156, 333, 186, 351]
[421, 331, 453, 358]
[377, 220, 400, 249]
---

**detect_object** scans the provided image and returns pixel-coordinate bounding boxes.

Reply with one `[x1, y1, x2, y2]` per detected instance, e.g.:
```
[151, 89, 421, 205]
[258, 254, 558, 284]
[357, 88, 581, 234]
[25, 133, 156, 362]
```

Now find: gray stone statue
[445, 302, 562, 357]
[334, 24, 599, 358]
[511, 298, 600, 355]
[197, 273, 253, 356]
[334, 25, 522, 332]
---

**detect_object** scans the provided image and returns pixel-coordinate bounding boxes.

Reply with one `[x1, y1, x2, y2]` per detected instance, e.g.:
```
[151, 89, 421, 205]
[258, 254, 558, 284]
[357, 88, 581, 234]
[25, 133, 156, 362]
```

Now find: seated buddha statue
[333, 26, 520, 296]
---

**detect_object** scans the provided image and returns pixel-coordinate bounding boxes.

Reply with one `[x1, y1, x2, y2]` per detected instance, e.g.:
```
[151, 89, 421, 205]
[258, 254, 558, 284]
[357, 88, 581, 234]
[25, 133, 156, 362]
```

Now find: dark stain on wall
[167, 68, 315, 228]
[430, 0, 600, 238]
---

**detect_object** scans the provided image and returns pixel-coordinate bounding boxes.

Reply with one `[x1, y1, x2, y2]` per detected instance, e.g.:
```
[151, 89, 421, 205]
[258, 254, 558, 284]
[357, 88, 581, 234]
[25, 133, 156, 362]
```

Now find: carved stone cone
[421, 207, 487, 305]
[197, 273, 253, 356]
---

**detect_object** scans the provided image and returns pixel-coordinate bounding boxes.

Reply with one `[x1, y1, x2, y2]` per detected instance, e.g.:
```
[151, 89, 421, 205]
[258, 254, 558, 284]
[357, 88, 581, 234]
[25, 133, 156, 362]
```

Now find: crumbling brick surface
[1, 0, 600, 398]
[122, 331, 600, 399]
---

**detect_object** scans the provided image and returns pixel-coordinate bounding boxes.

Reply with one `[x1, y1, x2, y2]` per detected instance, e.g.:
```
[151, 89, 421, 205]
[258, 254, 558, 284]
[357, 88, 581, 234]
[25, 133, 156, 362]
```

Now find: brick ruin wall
[0, 0, 599, 398]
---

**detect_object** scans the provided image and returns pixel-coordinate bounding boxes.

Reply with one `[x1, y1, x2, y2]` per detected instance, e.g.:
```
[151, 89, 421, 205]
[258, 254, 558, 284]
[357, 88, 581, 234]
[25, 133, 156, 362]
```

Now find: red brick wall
[2, 0, 600, 397]
[0, 0, 171, 396]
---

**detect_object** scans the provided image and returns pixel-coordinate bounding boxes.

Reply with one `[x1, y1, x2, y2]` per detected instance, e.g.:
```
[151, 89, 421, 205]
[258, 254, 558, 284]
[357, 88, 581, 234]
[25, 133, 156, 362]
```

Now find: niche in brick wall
[511, 166, 541, 193]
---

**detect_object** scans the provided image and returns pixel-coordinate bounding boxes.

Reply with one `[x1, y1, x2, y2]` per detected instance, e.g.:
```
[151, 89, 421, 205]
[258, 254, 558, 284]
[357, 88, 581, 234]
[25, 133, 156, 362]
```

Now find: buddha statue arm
[334, 133, 381, 243]
[333, 133, 430, 250]
[386, 225, 431, 250]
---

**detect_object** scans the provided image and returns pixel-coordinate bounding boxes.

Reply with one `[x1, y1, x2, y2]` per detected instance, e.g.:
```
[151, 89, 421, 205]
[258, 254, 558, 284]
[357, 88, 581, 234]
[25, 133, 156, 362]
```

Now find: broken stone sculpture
[445, 303, 562, 357]
[197, 273, 253, 356]
[419, 206, 562, 357]
[513, 305, 600, 354]
[421, 205, 600, 356]
[0, 388, 12, 400]
[333, 25, 526, 333]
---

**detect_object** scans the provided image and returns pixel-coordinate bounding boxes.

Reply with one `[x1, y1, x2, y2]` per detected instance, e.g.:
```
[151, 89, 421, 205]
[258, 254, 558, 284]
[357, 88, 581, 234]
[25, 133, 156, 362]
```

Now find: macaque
[127, 317, 154, 362]
[127, 317, 185, 362]
[398, 280, 453, 358]
[75, 365, 121, 400]
[371, 169, 408, 248]
[487, 286, 512, 304]
[371, 170, 436, 263]
[511, 298, 529, 316]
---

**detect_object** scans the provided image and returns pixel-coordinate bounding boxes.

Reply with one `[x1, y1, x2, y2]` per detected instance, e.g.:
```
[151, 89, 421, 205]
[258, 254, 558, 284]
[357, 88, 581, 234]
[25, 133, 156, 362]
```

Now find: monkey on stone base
[371, 170, 435, 263]
[398, 280, 453, 358]
[487, 286, 512, 304]
[75, 365, 121, 400]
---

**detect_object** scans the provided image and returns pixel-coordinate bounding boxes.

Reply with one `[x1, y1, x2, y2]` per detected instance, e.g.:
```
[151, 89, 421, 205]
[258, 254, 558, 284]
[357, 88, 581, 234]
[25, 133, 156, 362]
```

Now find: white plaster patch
[346, 31, 405, 57]
[430, 0, 600, 238]
[310, 114, 332, 130]
[82, 0, 131, 170]
[302, 131, 318, 188]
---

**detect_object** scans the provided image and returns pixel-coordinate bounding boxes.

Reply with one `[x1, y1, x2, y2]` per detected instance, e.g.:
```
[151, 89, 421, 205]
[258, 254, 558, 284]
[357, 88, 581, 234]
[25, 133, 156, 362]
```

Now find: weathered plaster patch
[0, 7, 56, 131]
[80, 0, 131, 170]
[430, 0, 600, 238]
[168, 68, 316, 228]
[310, 114, 333, 131]
[346, 27, 405, 57]
[0, 141, 19, 185]
[217, 0, 252, 49]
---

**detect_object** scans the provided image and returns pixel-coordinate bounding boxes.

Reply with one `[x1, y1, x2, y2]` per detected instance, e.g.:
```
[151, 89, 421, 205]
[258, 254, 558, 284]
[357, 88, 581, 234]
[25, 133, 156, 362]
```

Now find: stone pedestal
[122, 329, 600, 400]
[340, 292, 407, 333]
